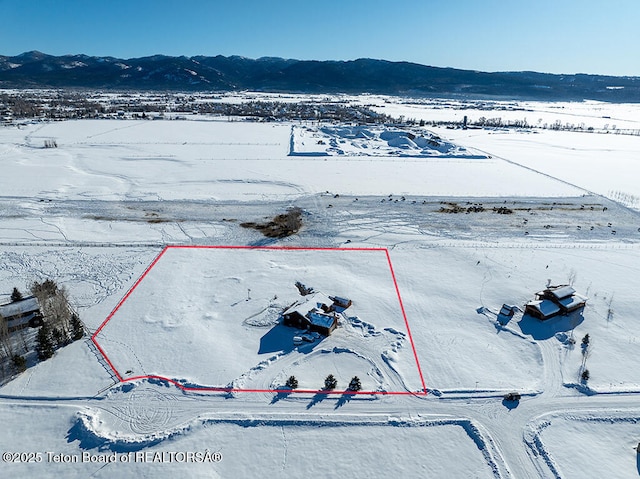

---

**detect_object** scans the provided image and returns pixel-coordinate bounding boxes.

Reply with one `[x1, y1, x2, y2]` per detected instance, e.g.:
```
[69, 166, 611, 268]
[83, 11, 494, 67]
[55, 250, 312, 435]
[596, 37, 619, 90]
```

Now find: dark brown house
[0, 296, 43, 332]
[283, 292, 351, 336]
[525, 285, 587, 321]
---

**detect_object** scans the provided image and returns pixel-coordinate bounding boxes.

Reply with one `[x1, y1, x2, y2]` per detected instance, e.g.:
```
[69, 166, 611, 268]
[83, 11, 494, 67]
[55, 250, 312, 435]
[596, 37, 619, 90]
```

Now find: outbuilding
[497, 304, 519, 324]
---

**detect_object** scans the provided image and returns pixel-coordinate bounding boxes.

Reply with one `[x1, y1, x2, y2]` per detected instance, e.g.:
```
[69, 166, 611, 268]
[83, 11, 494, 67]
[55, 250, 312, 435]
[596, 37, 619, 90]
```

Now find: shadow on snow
[306, 391, 330, 409]
[501, 397, 520, 410]
[258, 321, 324, 355]
[517, 310, 585, 340]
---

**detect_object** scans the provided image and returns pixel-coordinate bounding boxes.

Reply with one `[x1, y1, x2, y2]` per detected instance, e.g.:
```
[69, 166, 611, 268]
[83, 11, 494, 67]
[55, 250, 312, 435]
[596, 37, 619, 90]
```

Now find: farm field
[1, 96, 640, 478]
[95, 245, 424, 394]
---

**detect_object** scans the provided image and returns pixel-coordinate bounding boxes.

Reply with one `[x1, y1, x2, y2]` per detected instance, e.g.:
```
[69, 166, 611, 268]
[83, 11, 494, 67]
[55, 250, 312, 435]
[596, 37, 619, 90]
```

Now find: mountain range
[1, 51, 639, 102]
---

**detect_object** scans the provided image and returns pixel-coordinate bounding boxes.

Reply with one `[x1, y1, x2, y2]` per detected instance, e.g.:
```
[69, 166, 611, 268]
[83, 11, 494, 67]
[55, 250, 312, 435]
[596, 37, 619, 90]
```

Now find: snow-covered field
[2, 97, 640, 478]
[0, 117, 585, 205]
[0, 401, 500, 478]
[442, 128, 640, 209]
[527, 411, 640, 478]
[96, 246, 423, 394]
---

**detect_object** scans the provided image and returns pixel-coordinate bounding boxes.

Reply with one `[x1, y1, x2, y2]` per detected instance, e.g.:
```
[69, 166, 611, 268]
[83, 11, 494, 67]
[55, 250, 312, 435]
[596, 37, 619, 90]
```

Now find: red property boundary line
[91, 245, 427, 396]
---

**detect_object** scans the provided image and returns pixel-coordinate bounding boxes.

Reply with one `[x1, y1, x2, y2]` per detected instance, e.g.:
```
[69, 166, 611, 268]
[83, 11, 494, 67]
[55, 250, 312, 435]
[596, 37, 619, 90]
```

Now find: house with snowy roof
[524, 284, 587, 321]
[0, 296, 43, 332]
[282, 291, 351, 336]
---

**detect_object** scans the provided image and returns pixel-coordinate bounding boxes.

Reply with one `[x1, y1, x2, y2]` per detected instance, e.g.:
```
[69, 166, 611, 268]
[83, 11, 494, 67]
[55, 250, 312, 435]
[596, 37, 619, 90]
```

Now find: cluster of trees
[580, 333, 591, 383]
[1, 90, 399, 124]
[284, 374, 362, 392]
[608, 190, 640, 208]
[1, 288, 30, 374]
[0, 321, 21, 375]
[0, 92, 105, 120]
[416, 116, 640, 137]
[32, 280, 84, 360]
[191, 100, 393, 124]
[0, 280, 85, 380]
[0, 94, 42, 118]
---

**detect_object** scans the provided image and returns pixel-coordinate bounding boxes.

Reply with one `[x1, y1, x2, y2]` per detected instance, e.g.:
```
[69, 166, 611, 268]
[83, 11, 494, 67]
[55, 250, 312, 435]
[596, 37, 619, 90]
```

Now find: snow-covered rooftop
[526, 299, 561, 317]
[557, 293, 588, 310]
[283, 291, 334, 318]
[547, 285, 576, 300]
[307, 311, 337, 330]
[0, 296, 39, 318]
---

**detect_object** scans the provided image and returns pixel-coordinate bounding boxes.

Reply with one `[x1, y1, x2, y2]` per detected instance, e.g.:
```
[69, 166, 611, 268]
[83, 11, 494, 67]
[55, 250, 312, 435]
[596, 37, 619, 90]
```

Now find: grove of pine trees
[1, 280, 85, 381]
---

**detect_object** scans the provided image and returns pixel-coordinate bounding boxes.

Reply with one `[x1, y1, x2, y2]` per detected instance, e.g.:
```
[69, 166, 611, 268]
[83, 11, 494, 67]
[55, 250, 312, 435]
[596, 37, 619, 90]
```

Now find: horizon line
[3, 50, 638, 79]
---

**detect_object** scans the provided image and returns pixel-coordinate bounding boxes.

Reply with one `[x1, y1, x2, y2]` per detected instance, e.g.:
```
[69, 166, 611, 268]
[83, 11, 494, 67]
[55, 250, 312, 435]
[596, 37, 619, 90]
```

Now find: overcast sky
[1, 0, 638, 76]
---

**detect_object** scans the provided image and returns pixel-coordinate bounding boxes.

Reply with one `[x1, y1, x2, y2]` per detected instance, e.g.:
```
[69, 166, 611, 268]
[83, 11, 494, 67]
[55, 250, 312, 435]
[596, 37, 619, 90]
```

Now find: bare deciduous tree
[0, 313, 15, 360]
[31, 279, 74, 339]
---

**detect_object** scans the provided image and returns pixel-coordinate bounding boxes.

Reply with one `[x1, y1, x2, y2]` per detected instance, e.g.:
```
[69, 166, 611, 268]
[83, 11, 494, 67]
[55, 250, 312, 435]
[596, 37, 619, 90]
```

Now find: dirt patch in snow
[240, 207, 303, 238]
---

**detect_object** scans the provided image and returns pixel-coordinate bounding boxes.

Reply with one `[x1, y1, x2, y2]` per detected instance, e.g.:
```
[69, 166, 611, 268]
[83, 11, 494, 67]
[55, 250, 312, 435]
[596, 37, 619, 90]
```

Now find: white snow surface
[0, 118, 584, 201]
[96, 247, 422, 393]
[1, 99, 640, 478]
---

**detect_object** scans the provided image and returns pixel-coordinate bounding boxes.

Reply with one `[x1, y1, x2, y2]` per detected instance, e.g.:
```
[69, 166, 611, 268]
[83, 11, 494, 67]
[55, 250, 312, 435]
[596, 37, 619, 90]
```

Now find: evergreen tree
[285, 375, 298, 389]
[12, 354, 26, 373]
[348, 376, 362, 392]
[70, 314, 84, 341]
[51, 327, 68, 348]
[35, 323, 54, 360]
[324, 374, 337, 390]
[10, 287, 23, 303]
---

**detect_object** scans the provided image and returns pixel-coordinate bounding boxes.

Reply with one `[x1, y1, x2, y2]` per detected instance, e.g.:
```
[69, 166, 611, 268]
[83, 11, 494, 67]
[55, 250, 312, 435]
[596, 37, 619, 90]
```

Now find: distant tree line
[0, 92, 104, 120]
[1, 91, 396, 124]
[420, 116, 640, 136]
[189, 100, 393, 123]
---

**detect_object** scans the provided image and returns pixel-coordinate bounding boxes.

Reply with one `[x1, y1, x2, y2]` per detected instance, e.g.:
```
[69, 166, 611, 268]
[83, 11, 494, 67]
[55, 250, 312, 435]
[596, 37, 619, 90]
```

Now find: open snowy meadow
[96, 245, 424, 394]
[2, 95, 640, 478]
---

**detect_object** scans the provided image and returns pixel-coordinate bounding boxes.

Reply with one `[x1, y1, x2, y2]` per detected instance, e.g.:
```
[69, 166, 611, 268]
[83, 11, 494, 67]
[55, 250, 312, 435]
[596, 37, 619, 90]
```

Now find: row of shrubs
[285, 374, 362, 392]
